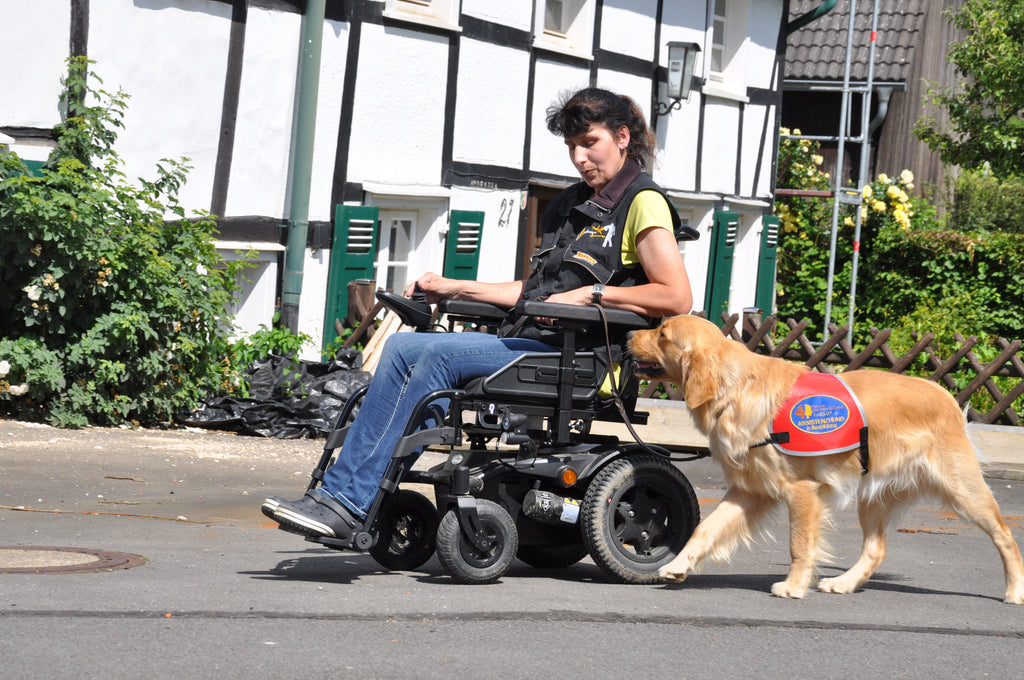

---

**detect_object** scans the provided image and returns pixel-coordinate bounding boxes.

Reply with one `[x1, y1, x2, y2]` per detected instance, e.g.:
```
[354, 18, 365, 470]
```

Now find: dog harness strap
[859, 426, 870, 475]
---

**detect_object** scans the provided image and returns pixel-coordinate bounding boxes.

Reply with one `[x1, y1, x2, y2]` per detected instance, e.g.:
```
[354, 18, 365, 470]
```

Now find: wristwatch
[591, 283, 605, 305]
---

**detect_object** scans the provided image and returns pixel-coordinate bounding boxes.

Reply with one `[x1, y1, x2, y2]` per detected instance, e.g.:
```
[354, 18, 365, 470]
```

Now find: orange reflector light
[560, 467, 578, 487]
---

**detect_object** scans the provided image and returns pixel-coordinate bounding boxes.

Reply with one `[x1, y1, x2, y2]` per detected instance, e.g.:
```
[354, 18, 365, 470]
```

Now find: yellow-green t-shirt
[621, 189, 675, 266]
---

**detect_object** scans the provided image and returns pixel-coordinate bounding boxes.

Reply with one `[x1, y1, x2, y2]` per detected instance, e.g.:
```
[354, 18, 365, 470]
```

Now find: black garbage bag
[178, 352, 371, 439]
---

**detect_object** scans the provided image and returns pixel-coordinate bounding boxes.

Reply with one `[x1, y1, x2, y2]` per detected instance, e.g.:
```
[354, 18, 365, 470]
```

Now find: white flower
[7, 383, 29, 396]
[0, 360, 9, 377]
[23, 285, 41, 301]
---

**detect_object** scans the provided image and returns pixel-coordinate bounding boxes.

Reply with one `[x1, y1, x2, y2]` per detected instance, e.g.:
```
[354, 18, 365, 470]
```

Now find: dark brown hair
[546, 87, 656, 170]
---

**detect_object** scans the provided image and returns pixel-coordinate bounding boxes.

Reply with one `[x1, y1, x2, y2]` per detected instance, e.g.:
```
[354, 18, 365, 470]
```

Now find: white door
[376, 211, 417, 293]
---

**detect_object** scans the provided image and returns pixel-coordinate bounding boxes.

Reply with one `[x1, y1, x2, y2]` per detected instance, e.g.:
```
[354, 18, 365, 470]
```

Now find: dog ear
[682, 346, 718, 408]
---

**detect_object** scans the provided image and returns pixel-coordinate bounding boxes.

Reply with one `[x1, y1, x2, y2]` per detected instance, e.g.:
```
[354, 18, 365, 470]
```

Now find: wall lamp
[654, 41, 702, 118]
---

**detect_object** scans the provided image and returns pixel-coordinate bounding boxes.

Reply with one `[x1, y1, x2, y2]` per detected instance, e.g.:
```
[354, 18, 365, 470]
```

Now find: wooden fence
[639, 311, 1024, 427]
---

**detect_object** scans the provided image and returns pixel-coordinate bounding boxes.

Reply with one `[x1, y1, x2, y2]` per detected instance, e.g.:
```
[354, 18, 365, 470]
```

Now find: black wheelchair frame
[295, 292, 701, 584]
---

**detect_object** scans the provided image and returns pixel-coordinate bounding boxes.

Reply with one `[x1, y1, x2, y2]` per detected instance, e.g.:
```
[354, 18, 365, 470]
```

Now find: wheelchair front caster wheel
[370, 490, 438, 571]
[437, 499, 518, 584]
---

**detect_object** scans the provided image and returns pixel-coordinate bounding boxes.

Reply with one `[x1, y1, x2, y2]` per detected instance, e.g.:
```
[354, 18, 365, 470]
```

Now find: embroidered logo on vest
[578, 222, 616, 248]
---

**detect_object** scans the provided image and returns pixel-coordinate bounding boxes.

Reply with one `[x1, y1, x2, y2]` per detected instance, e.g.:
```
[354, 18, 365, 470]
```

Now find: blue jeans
[319, 331, 555, 517]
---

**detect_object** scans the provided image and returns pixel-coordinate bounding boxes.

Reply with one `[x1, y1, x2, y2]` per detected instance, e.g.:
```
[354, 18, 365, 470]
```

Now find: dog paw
[1004, 586, 1024, 605]
[658, 567, 688, 583]
[818, 577, 856, 594]
[771, 581, 807, 599]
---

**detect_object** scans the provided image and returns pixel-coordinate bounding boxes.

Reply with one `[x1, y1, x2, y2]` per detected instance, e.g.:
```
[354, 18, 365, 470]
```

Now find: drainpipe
[786, 0, 838, 34]
[281, 0, 325, 333]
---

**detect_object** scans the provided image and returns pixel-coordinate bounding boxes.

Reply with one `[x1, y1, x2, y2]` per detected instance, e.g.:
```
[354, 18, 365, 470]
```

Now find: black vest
[501, 160, 682, 353]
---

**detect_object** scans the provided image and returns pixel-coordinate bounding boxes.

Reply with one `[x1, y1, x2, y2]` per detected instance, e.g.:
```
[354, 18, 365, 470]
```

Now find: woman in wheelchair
[262, 87, 693, 545]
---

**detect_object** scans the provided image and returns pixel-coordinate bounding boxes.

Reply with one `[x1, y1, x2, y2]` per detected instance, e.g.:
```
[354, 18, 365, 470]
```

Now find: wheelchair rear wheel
[581, 453, 699, 584]
[436, 499, 518, 584]
[369, 490, 438, 572]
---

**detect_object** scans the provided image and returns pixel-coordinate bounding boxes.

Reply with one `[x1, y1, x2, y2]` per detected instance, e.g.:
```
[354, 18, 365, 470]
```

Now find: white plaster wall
[700, 99, 741, 194]
[298, 246, 330, 361]
[308, 19, 351, 222]
[0, 3, 69, 128]
[347, 23, 448, 187]
[88, 0, 231, 215]
[449, 186, 522, 283]
[224, 7, 300, 218]
[220, 246, 281, 338]
[528, 60, 590, 178]
[748, 0, 784, 88]
[652, 90, 701, 192]
[453, 39, 530, 169]
[669, 202, 715, 314]
[601, 0, 658, 61]
[741, 103, 776, 199]
[594, 70, 654, 128]
[727, 211, 763, 314]
[461, 0, 532, 30]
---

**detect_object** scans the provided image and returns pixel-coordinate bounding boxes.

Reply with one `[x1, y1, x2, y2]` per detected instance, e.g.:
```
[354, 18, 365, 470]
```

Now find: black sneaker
[274, 492, 360, 539]
[262, 492, 322, 520]
[260, 496, 285, 520]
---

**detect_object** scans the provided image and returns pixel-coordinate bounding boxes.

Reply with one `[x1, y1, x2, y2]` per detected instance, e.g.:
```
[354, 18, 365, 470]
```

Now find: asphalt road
[2, 421, 1023, 679]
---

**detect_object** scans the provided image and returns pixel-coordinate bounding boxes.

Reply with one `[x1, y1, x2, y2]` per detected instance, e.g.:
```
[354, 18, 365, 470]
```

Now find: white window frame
[384, 0, 462, 31]
[533, 0, 595, 60]
[705, 0, 749, 101]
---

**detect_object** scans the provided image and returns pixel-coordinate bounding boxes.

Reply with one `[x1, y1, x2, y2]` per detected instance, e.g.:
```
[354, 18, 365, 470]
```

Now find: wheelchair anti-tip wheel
[369, 490, 439, 572]
[436, 499, 518, 584]
[581, 453, 700, 584]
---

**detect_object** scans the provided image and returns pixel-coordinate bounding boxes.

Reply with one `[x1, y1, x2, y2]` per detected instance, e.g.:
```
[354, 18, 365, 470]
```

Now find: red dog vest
[770, 372, 868, 459]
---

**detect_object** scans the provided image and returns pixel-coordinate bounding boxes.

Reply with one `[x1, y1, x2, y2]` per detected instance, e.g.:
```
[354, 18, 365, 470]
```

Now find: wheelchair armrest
[516, 300, 650, 330]
[437, 298, 510, 322]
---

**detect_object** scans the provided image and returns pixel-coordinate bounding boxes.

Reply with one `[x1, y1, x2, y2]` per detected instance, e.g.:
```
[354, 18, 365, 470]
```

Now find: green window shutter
[754, 215, 780, 315]
[23, 160, 45, 177]
[442, 210, 484, 281]
[704, 209, 738, 326]
[322, 205, 380, 348]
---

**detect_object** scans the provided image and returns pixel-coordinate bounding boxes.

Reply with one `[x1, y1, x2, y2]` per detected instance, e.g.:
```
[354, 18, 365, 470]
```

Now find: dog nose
[626, 331, 636, 342]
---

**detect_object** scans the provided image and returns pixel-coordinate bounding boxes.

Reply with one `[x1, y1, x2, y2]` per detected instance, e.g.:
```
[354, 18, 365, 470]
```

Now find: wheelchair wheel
[581, 453, 699, 584]
[436, 499, 518, 584]
[370, 490, 438, 572]
[516, 544, 588, 569]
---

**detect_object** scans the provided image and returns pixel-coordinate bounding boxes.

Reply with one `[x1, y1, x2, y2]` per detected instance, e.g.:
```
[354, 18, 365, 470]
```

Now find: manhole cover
[0, 546, 147, 574]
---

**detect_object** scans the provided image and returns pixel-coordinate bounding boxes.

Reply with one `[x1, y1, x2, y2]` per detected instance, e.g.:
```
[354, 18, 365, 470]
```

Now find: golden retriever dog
[628, 314, 1024, 603]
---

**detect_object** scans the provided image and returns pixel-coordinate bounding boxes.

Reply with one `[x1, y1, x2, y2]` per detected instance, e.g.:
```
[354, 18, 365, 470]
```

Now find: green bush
[0, 58, 248, 427]
[950, 169, 1024, 234]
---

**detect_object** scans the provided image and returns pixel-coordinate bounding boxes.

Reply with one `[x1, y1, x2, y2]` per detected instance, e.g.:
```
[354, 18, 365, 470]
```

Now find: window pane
[545, 0, 565, 33]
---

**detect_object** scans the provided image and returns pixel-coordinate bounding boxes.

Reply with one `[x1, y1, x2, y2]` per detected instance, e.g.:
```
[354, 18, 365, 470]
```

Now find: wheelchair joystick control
[522, 489, 580, 525]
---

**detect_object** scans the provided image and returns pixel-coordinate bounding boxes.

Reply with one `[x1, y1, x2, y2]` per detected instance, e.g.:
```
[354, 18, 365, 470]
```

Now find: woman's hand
[405, 273, 459, 304]
[544, 286, 594, 307]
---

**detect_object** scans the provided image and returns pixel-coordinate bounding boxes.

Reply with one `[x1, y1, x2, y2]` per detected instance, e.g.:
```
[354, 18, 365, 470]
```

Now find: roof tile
[786, 0, 926, 82]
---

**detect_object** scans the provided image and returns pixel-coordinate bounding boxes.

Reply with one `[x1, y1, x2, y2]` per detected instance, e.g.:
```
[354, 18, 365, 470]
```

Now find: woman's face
[565, 123, 629, 194]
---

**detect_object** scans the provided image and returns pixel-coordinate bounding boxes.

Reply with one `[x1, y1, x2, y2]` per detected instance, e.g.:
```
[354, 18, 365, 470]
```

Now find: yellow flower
[812, 154, 824, 166]
[899, 169, 914, 185]
[780, 127, 791, 136]
[844, 216, 855, 227]
[861, 185, 873, 199]
[877, 173, 891, 184]
[872, 199, 886, 212]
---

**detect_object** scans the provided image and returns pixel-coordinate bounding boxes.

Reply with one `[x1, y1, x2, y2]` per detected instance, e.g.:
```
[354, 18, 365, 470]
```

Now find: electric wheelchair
[294, 291, 701, 584]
